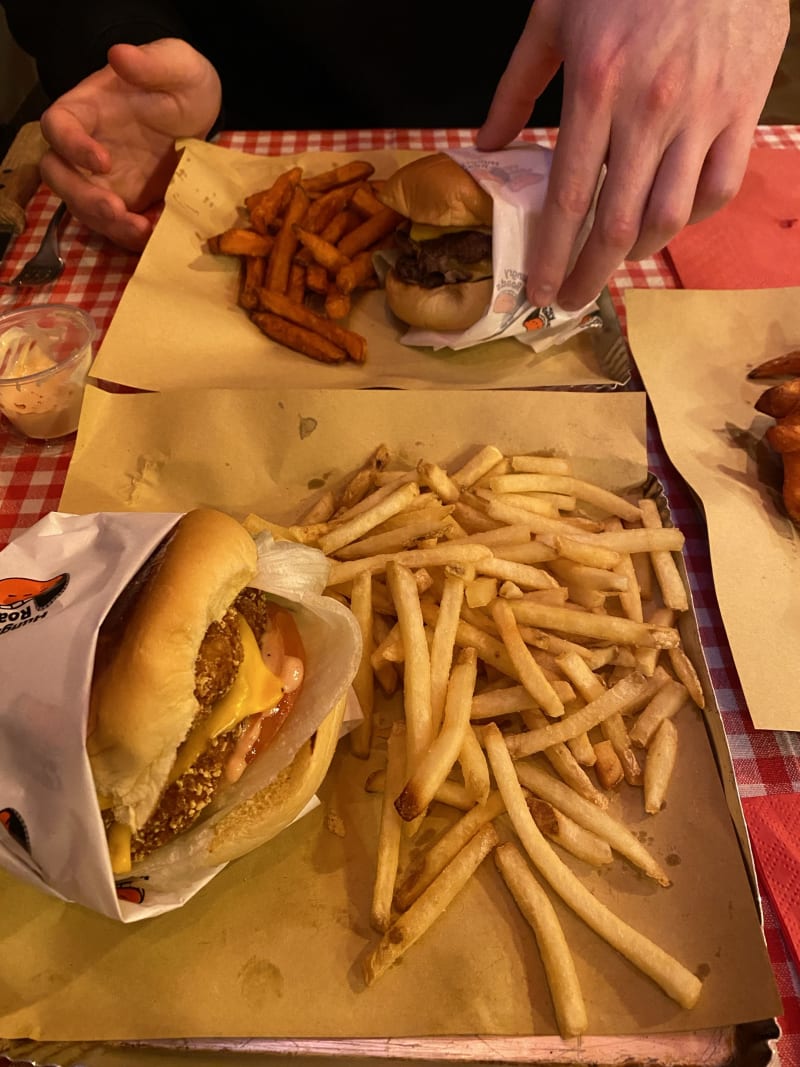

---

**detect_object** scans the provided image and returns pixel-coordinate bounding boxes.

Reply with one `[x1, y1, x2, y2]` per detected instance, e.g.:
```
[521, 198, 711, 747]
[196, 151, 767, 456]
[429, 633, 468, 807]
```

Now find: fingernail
[531, 284, 554, 308]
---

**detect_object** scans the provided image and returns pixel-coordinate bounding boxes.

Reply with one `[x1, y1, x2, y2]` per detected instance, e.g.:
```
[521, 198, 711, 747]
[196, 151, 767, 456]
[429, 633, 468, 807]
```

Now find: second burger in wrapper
[377, 144, 601, 353]
[0, 509, 362, 922]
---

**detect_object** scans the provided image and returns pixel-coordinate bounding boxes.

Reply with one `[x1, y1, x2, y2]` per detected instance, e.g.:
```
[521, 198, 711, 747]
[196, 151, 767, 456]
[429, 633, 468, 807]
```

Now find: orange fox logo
[0, 808, 30, 852]
[0, 573, 69, 610]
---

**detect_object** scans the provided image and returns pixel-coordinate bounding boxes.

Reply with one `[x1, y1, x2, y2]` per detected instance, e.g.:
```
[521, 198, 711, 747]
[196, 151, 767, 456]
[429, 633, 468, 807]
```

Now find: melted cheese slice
[108, 822, 132, 875]
[169, 612, 283, 784]
[106, 612, 284, 874]
[409, 222, 492, 242]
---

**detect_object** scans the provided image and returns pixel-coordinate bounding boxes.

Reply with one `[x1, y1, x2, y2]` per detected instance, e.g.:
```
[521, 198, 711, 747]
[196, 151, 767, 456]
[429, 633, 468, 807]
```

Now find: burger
[87, 508, 346, 874]
[379, 153, 494, 331]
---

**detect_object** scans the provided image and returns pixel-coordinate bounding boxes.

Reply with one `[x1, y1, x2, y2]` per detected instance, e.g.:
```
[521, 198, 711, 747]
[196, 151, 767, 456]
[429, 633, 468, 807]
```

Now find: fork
[1, 201, 67, 288]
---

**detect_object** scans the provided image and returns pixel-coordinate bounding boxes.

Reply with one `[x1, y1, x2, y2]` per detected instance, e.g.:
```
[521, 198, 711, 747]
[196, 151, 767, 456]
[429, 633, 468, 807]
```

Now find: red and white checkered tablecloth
[1, 127, 799, 1064]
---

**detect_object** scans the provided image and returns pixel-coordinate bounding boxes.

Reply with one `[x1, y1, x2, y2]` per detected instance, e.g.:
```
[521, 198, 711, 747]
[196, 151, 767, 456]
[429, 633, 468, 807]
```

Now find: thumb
[476, 7, 561, 150]
[106, 38, 216, 95]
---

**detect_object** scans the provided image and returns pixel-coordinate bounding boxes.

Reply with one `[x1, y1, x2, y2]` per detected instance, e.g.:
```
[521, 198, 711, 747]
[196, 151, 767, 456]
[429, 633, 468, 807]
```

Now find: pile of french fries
[246, 444, 707, 1036]
[208, 160, 404, 365]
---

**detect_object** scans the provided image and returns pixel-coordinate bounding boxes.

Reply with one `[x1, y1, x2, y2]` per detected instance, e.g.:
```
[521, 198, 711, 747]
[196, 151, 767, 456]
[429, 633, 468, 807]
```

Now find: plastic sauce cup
[0, 304, 97, 440]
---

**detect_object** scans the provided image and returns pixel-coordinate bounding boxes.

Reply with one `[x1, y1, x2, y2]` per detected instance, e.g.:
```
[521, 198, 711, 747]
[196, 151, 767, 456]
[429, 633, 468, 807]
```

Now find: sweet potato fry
[336, 250, 378, 294]
[247, 166, 303, 233]
[250, 311, 347, 364]
[320, 207, 363, 244]
[325, 287, 352, 321]
[303, 160, 375, 195]
[337, 206, 404, 259]
[294, 227, 351, 273]
[305, 262, 329, 294]
[264, 184, 310, 294]
[287, 262, 306, 304]
[209, 228, 274, 257]
[747, 351, 800, 378]
[238, 255, 267, 310]
[352, 183, 387, 217]
[302, 184, 359, 232]
[256, 289, 366, 363]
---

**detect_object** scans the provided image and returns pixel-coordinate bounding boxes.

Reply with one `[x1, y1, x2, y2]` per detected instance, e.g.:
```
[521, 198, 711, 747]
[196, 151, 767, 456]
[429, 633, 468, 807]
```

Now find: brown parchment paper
[625, 287, 800, 732]
[89, 139, 628, 392]
[0, 388, 778, 1042]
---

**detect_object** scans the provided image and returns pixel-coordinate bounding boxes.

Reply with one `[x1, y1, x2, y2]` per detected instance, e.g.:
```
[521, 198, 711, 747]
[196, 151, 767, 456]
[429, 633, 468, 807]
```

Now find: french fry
[484, 724, 702, 1009]
[320, 481, 420, 556]
[519, 708, 609, 808]
[495, 842, 588, 1039]
[429, 572, 465, 731]
[395, 791, 506, 911]
[489, 473, 643, 523]
[365, 768, 475, 811]
[386, 561, 434, 774]
[593, 739, 624, 790]
[644, 719, 678, 814]
[458, 724, 492, 805]
[491, 598, 565, 719]
[451, 445, 506, 489]
[668, 645, 706, 709]
[504, 672, 656, 759]
[395, 647, 478, 821]
[515, 760, 671, 886]
[363, 822, 499, 985]
[526, 797, 613, 867]
[638, 498, 689, 612]
[629, 679, 688, 748]
[371, 721, 407, 932]
[326, 543, 492, 587]
[256, 288, 367, 364]
[416, 459, 461, 503]
[350, 570, 375, 758]
[508, 600, 680, 650]
[250, 312, 347, 364]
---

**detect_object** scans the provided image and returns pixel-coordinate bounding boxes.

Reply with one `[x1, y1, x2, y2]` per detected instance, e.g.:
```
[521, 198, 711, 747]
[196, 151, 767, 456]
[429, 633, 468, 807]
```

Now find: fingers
[689, 122, 752, 225]
[476, 6, 562, 151]
[39, 149, 152, 252]
[40, 104, 111, 176]
[552, 112, 684, 307]
[524, 64, 612, 309]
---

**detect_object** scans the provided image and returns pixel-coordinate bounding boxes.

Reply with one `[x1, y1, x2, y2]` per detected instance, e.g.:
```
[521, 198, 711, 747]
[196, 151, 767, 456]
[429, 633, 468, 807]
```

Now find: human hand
[477, 0, 789, 310]
[39, 38, 222, 251]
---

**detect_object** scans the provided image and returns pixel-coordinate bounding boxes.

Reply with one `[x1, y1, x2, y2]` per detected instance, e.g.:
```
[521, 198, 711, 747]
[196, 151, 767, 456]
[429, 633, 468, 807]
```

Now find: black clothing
[2, 0, 563, 131]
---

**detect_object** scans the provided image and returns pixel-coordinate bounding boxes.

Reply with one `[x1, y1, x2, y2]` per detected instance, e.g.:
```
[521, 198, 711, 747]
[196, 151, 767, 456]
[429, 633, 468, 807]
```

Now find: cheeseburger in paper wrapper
[0, 511, 361, 922]
[382, 144, 600, 353]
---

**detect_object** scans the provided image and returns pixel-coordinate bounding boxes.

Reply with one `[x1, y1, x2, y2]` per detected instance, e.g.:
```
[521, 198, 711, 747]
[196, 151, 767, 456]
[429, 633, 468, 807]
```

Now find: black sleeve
[1, 0, 197, 103]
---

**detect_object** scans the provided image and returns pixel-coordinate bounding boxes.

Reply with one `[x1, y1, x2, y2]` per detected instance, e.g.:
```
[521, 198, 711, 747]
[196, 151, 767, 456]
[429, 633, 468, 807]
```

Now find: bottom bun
[385, 270, 491, 331]
[204, 693, 347, 865]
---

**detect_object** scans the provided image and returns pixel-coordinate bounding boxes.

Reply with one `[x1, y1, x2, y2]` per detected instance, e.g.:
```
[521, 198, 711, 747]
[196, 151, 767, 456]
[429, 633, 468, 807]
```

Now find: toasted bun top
[385, 270, 492, 331]
[380, 153, 493, 228]
[88, 508, 258, 830]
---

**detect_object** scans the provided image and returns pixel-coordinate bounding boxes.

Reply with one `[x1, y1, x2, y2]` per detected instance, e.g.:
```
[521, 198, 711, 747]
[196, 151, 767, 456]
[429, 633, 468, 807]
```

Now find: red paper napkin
[665, 147, 800, 288]
[742, 792, 800, 972]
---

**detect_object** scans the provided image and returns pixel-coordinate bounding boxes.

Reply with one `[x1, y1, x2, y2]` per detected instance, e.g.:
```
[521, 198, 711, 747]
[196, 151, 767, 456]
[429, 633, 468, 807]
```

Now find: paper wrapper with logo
[385, 144, 600, 353]
[0, 511, 361, 922]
